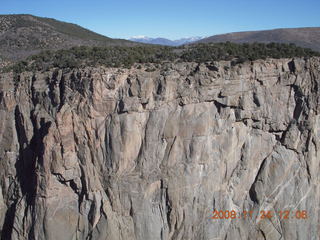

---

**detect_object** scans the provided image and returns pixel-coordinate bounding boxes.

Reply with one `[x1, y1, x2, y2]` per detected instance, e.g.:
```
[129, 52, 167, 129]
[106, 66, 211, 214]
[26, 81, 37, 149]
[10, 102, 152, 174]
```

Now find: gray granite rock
[0, 58, 319, 239]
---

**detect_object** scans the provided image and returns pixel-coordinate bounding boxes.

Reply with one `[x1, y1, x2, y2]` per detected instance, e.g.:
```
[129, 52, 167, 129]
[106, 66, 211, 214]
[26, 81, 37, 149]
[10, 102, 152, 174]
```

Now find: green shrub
[4, 42, 319, 73]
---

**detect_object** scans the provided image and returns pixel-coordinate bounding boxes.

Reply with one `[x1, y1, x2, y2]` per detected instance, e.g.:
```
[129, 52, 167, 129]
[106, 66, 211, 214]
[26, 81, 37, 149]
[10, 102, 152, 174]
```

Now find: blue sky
[1, 0, 320, 39]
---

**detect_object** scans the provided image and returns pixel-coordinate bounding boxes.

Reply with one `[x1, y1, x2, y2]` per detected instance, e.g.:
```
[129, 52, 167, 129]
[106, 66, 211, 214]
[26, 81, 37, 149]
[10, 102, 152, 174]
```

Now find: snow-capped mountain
[128, 36, 204, 46]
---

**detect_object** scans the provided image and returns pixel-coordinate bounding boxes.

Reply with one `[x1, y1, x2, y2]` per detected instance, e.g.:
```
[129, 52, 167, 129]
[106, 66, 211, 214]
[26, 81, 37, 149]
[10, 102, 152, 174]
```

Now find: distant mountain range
[129, 36, 204, 46]
[0, 14, 319, 62]
[0, 14, 138, 60]
[129, 27, 320, 51]
[196, 27, 320, 51]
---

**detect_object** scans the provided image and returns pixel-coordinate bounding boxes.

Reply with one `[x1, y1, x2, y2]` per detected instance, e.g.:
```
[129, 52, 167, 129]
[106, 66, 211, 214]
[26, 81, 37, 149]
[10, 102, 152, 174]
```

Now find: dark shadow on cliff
[1, 107, 51, 240]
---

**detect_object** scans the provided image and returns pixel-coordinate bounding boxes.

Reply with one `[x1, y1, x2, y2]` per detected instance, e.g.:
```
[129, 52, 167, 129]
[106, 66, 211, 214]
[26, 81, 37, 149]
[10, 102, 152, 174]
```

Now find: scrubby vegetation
[35, 16, 116, 42]
[3, 42, 320, 73]
[0, 14, 127, 44]
[181, 42, 319, 62]
[0, 14, 137, 60]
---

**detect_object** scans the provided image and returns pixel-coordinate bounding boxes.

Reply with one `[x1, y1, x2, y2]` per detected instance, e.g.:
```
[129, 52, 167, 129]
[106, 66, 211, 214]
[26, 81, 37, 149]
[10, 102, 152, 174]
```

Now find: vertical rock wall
[0, 58, 319, 239]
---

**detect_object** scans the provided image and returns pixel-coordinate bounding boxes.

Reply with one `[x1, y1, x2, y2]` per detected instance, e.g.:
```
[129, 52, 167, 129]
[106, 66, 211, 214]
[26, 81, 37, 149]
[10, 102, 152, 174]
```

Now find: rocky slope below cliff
[0, 57, 319, 240]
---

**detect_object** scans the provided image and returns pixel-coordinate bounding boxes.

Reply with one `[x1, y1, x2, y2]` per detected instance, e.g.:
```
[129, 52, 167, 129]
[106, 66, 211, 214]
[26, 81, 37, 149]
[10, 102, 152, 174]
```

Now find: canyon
[0, 57, 319, 239]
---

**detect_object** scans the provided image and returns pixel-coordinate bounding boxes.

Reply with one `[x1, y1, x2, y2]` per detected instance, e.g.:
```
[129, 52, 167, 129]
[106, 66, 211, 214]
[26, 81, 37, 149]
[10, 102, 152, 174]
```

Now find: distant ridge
[0, 14, 139, 60]
[129, 36, 203, 46]
[196, 27, 320, 51]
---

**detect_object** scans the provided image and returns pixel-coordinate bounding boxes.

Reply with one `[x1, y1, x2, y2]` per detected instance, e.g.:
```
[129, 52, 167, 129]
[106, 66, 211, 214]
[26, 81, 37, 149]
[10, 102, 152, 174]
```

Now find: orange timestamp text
[210, 210, 308, 220]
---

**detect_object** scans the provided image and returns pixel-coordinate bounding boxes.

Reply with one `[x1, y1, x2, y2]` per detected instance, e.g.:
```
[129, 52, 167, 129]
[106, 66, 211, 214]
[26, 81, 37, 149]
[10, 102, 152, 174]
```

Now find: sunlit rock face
[0, 58, 319, 240]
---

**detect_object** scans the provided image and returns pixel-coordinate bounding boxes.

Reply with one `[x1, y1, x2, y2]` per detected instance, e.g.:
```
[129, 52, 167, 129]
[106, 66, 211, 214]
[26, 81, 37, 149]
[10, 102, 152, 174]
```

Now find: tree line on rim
[4, 42, 320, 73]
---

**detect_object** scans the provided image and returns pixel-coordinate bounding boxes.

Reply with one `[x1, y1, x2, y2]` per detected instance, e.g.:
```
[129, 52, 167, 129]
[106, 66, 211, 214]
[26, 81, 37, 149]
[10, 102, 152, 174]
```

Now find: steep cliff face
[0, 58, 319, 240]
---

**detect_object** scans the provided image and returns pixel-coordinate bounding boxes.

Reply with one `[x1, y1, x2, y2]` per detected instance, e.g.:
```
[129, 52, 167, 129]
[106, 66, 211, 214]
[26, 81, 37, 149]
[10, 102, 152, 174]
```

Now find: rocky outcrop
[0, 58, 319, 240]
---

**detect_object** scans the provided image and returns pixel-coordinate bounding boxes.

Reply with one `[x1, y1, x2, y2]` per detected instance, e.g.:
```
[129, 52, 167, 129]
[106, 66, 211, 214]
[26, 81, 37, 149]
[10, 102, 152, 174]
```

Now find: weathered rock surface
[0, 58, 319, 240]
